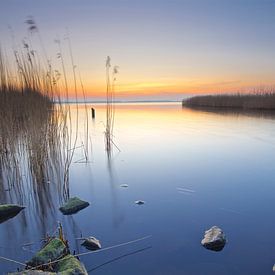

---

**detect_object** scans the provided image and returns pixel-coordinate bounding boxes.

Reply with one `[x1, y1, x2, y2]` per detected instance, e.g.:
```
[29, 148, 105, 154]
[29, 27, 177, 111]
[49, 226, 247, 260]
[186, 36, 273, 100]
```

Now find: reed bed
[0, 18, 91, 209]
[0, 57, 65, 207]
[183, 90, 275, 110]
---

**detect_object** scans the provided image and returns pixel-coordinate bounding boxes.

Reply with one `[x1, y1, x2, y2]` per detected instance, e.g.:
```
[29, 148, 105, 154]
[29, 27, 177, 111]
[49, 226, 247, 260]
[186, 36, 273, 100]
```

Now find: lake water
[1, 102, 275, 274]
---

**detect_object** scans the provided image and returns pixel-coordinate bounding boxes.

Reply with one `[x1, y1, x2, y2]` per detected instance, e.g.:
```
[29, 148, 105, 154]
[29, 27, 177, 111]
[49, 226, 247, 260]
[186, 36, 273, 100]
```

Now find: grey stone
[0, 204, 25, 223]
[201, 226, 226, 251]
[81, 237, 101, 251]
[59, 197, 89, 215]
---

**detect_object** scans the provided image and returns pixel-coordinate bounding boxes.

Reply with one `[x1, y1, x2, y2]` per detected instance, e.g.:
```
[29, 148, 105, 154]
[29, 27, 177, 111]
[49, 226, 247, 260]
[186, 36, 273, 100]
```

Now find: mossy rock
[0, 204, 25, 223]
[26, 238, 68, 267]
[55, 255, 88, 274]
[11, 256, 87, 275]
[59, 197, 89, 215]
[8, 271, 55, 275]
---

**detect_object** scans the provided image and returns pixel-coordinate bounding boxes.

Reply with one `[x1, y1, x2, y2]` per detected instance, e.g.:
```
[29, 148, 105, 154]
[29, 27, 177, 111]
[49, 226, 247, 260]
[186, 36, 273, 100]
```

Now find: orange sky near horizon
[62, 73, 275, 100]
[1, 1, 275, 101]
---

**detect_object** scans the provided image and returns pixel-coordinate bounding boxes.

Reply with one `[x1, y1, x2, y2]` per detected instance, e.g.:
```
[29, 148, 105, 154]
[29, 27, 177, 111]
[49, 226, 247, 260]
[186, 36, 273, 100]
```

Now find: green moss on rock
[59, 197, 89, 215]
[9, 237, 88, 274]
[26, 238, 68, 267]
[8, 271, 55, 275]
[56, 255, 88, 275]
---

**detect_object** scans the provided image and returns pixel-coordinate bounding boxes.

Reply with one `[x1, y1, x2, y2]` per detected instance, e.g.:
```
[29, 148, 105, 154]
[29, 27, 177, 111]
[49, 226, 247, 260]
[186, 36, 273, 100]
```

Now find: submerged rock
[55, 255, 88, 275]
[120, 184, 129, 188]
[0, 204, 25, 223]
[59, 197, 89, 215]
[26, 238, 68, 267]
[135, 200, 145, 205]
[201, 226, 226, 251]
[81, 237, 101, 251]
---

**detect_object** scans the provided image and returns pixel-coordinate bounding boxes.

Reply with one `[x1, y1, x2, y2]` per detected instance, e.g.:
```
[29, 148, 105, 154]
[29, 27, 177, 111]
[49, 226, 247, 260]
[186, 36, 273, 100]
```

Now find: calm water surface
[1, 102, 275, 274]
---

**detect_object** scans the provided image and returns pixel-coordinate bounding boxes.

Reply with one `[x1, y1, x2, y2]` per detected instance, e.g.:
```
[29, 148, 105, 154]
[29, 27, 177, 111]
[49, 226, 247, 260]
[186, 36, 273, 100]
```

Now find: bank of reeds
[0, 47, 65, 205]
[183, 91, 275, 110]
[0, 19, 90, 208]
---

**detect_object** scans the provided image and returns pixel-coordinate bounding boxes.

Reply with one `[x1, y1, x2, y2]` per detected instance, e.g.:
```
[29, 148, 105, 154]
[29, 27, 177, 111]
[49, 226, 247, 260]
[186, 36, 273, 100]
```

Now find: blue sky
[0, 0, 274, 100]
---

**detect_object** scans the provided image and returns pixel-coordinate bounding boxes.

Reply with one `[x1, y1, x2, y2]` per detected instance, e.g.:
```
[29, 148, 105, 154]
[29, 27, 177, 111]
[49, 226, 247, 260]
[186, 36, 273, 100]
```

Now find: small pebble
[135, 200, 145, 205]
[120, 184, 129, 188]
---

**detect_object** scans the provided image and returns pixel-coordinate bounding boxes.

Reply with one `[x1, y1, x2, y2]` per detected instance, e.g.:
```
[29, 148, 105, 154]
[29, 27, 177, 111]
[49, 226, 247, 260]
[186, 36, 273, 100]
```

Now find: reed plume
[105, 56, 119, 156]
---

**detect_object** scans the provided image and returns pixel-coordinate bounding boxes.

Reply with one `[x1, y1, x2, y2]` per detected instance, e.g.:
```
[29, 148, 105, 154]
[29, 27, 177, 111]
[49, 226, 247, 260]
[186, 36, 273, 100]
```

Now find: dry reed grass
[0, 18, 90, 207]
[183, 89, 275, 110]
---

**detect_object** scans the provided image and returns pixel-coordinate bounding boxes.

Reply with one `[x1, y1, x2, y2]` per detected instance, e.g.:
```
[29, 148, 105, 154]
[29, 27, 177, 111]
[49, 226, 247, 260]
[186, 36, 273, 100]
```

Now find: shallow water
[1, 102, 275, 274]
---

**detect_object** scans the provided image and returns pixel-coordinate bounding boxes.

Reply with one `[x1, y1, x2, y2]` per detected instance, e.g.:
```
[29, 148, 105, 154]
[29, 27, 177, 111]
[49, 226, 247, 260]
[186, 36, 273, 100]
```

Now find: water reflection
[2, 102, 275, 274]
[184, 105, 275, 120]
[87, 246, 152, 272]
[107, 156, 125, 228]
[0, 101, 70, 257]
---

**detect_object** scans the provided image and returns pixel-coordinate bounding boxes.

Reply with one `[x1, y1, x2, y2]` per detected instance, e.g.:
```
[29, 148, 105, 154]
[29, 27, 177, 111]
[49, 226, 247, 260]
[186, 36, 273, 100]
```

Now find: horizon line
[54, 99, 182, 104]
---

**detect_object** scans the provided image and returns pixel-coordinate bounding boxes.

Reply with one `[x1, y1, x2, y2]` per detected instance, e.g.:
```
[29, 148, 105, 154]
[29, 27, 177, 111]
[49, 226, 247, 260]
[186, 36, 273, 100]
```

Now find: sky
[0, 0, 275, 101]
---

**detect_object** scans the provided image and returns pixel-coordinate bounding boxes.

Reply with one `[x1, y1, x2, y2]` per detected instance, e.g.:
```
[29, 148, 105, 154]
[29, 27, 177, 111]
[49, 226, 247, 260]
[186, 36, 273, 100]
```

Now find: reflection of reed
[0, 91, 66, 231]
[106, 157, 124, 228]
[87, 246, 152, 272]
[0, 87, 69, 203]
[183, 105, 275, 120]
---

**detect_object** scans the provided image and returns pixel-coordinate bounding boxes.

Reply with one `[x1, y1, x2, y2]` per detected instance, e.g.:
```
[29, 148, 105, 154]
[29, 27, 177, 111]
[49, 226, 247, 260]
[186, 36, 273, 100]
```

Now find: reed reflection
[0, 93, 70, 234]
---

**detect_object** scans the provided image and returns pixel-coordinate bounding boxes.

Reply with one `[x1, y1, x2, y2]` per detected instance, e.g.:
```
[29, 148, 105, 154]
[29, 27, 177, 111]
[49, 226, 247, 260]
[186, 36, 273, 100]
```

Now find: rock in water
[0, 204, 25, 224]
[135, 200, 145, 205]
[11, 255, 87, 275]
[59, 197, 89, 215]
[26, 238, 68, 267]
[8, 271, 55, 275]
[120, 184, 129, 188]
[56, 255, 88, 275]
[12, 239, 88, 275]
[201, 226, 226, 251]
[81, 237, 101, 251]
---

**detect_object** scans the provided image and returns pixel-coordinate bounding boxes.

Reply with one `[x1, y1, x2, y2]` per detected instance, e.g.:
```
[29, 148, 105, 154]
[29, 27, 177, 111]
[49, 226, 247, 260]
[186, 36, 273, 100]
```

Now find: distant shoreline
[182, 93, 275, 110]
[54, 100, 181, 104]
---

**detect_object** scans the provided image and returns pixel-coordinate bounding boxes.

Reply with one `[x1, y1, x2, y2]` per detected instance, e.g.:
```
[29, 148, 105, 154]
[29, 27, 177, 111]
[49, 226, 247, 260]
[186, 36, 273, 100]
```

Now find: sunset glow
[2, 2, 275, 273]
[0, 0, 274, 101]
